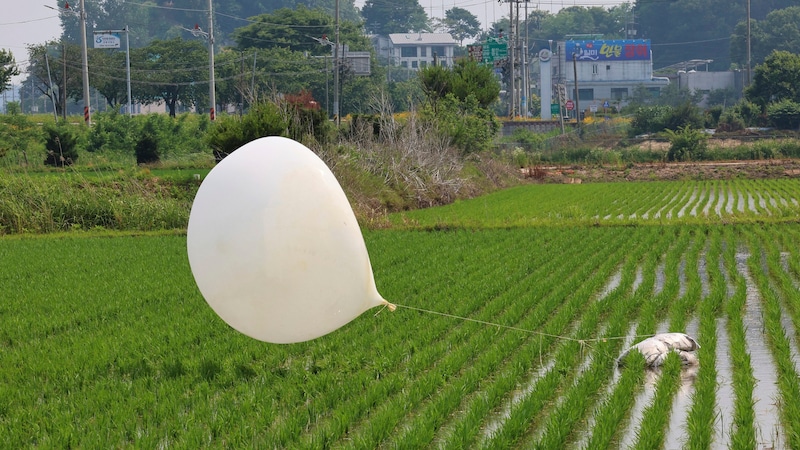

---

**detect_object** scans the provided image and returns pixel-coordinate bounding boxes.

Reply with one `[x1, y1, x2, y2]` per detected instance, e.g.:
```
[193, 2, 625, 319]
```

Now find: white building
[372, 33, 457, 69]
[549, 39, 670, 113]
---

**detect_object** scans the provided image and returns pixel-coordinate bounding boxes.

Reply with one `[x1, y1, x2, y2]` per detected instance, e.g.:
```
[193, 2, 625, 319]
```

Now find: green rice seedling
[745, 228, 800, 448]
[684, 230, 724, 449]
[631, 352, 683, 449]
[720, 226, 758, 449]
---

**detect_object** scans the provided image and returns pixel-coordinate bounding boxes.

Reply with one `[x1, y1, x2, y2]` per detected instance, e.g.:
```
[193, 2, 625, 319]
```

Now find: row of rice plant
[3, 224, 800, 447]
[745, 226, 800, 448]
[389, 179, 800, 228]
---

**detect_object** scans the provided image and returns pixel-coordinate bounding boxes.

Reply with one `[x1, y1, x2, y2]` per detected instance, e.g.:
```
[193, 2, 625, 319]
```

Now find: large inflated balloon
[187, 136, 392, 344]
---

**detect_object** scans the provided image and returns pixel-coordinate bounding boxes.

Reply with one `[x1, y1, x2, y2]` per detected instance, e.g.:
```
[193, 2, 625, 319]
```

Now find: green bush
[86, 111, 138, 153]
[662, 102, 705, 132]
[505, 128, 547, 152]
[664, 126, 708, 162]
[767, 99, 800, 130]
[0, 105, 41, 163]
[422, 93, 499, 154]
[629, 105, 671, 136]
[43, 122, 80, 167]
[717, 109, 746, 132]
[731, 99, 765, 127]
[205, 101, 288, 162]
[135, 118, 160, 165]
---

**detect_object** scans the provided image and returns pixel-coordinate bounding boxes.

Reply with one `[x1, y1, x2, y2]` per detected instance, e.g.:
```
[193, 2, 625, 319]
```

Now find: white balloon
[187, 136, 391, 344]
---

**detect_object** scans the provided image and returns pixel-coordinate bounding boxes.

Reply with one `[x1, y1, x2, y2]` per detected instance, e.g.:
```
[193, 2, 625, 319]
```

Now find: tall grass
[0, 171, 197, 234]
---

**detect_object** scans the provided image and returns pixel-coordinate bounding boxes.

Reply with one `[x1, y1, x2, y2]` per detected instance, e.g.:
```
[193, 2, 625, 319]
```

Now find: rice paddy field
[2, 178, 800, 449]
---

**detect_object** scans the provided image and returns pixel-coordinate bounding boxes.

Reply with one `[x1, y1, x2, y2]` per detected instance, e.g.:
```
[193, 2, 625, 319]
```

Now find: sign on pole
[565, 100, 575, 111]
[93, 33, 121, 49]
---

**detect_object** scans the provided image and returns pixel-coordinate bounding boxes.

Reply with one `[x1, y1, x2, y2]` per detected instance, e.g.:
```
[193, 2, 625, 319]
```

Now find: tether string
[389, 302, 657, 344]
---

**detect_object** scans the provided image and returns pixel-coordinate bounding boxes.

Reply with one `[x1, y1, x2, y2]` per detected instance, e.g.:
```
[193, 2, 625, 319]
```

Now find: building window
[420, 47, 427, 57]
[431, 46, 445, 59]
[611, 88, 628, 100]
[401, 61, 408, 68]
[592, 64, 599, 74]
[401, 47, 417, 58]
[578, 88, 594, 101]
[606, 65, 611, 71]
[420, 60, 427, 68]
[412, 60, 418, 69]
[647, 87, 661, 97]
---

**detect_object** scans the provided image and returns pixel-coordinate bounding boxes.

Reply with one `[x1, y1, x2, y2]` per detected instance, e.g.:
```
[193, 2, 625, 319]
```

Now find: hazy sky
[2, 1, 61, 84]
[2, 0, 627, 86]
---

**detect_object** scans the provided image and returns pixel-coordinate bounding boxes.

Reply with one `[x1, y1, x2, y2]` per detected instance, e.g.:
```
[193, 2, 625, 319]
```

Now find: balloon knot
[382, 299, 397, 312]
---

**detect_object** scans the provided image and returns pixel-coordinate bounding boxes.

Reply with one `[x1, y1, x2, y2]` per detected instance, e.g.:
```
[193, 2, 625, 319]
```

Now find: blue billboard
[565, 40, 650, 61]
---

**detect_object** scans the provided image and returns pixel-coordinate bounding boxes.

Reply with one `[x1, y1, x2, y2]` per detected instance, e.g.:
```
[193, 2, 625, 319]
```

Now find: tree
[1, 49, 19, 92]
[361, 0, 430, 35]
[438, 8, 480, 45]
[731, 7, 800, 68]
[90, 47, 130, 109]
[233, 7, 371, 55]
[25, 41, 82, 118]
[746, 50, 800, 107]
[131, 38, 207, 117]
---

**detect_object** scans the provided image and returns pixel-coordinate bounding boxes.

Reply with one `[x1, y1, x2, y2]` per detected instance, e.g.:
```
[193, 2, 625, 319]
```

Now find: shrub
[43, 122, 80, 167]
[205, 101, 288, 162]
[505, 128, 547, 152]
[629, 105, 671, 136]
[662, 102, 705, 132]
[282, 90, 333, 145]
[717, 109, 746, 132]
[86, 110, 138, 153]
[664, 125, 708, 162]
[0, 105, 41, 163]
[704, 106, 723, 128]
[730, 99, 765, 127]
[767, 100, 800, 130]
[421, 93, 499, 155]
[135, 119, 160, 165]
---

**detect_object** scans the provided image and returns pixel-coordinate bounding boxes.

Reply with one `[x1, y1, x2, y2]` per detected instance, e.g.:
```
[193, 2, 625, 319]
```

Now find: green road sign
[551, 103, 560, 115]
[482, 40, 507, 63]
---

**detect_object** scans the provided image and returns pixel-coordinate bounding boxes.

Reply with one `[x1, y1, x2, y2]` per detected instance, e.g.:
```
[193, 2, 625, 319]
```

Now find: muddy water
[736, 252, 785, 449]
[747, 192, 757, 214]
[714, 188, 725, 216]
[737, 190, 746, 213]
[700, 187, 715, 216]
[699, 250, 710, 298]
[677, 188, 697, 218]
[654, 261, 666, 296]
[598, 270, 622, 300]
[726, 188, 735, 214]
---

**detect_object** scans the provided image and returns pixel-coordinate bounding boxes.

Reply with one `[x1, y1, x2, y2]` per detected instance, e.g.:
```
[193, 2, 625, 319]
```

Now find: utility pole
[333, 0, 340, 124]
[745, 0, 751, 88]
[79, 0, 91, 125]
[208, 0, 216, 121]
[573, 52, 580, 126]
[508, 0, 515, 118]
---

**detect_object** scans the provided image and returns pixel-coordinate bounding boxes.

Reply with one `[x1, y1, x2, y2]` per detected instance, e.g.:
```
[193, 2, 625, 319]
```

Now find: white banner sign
[93, 33, 121, 49]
